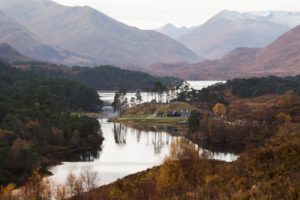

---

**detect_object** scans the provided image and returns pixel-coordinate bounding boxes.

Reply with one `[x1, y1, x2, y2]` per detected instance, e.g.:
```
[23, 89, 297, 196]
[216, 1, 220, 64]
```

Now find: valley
[0, 0, 300, 199]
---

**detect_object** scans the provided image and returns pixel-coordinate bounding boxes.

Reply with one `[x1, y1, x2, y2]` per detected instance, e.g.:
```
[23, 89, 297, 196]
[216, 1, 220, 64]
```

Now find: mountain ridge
[0, 0, 199, 67]
[148, 24, 300, 80]
[0, 43, 32, 62]
[155, 23, 196, 39]
[178, 10, 296, 59]
[0, 9, 90, 65]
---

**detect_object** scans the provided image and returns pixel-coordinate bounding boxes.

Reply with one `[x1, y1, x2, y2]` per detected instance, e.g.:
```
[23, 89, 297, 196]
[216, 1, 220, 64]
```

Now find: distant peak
[218, 9, 240, 15]
[247, 11, 272, 17]
[220, 9, 235, 13]
[159, 23, 190, 30]
[163, 23, 177, 28]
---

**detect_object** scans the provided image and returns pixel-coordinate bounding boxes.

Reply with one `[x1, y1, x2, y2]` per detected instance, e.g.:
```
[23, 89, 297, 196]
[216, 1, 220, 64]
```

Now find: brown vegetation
[0, 166, 100, 200]
[85, 125, 300, 199]
[149, 25, 300, 80]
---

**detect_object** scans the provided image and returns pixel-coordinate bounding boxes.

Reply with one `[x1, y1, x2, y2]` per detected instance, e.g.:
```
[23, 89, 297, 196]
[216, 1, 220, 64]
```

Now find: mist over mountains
[0, 0, 199, 67]
[0, 9, 90, 65]
[155, 23, 196, 39]
[0, 0, 300, 80]
[150, 23, 300, 80]
[174, 10, 300, 60]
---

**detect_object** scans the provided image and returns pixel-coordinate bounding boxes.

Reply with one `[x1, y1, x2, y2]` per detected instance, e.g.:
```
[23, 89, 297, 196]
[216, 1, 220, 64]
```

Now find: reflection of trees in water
[62, 145, 101, 162]
[112, 122, 178, 154]
[80, 151, 96, 162]
[128, 123, 186, 137]
[113, 123, 127, 144]
[136, 129, 141, 143]
[200, 141, 245, 154]
[151, 132, 171, 154]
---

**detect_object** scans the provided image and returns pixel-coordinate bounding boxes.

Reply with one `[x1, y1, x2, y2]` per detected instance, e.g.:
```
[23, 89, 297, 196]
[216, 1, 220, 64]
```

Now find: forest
[175, 75, 300, 105]
[2, 62, 300, 199]
[82, 75, 300, 200]
[26, 64, 181, 91]
[0, 62, 103, 186]
[174, 75, 300, 152]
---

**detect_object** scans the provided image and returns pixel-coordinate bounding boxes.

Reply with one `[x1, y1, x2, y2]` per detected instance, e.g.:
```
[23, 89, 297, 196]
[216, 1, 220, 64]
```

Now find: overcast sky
[53, 0, 300, 29]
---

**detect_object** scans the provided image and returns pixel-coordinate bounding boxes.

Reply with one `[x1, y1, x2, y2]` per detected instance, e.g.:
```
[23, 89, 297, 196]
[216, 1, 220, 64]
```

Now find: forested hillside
[86, 75, 300, 200]
[88, 125, 300, 199]
[27, 64, 181, 90]
[0, 62, 103, 185]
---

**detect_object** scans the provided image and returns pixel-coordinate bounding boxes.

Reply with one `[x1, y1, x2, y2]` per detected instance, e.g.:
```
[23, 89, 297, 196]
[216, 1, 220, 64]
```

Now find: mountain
[0, 43, 31, 62]
[0, 10, 90, 65]
[150, 24, 300, 80]
[248, 11, 300, 27]
[22, 64, 181, 91]
[179, 10, 300, 59]
[250, 25, 300, 74]
[155, 23, 196, 39]
[0, 0, 199, 67]
[148, 47, 260, 80]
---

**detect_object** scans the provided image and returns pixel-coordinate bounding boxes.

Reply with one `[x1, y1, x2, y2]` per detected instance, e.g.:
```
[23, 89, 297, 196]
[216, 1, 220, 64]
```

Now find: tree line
[175, 75, 300, 105]
[0, 62, 103, 186]
[84, 125, 300, 199]
[28, 64, 181, 91]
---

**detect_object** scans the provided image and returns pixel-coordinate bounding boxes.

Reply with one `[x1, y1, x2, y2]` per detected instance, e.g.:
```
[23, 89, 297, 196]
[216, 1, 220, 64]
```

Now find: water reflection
[50, 81, 236, 187]
[152, 132, 164, 154]
[49, 119, 238, 187]
[113, 123, 127, 144]
[56, 146, 101, 162]
[127, 123, 187, 137]
[136, 130, 141, 143]
[80, 151, 95, 162]
[112, 122, 175, 154]
[200, 142, 246, 155]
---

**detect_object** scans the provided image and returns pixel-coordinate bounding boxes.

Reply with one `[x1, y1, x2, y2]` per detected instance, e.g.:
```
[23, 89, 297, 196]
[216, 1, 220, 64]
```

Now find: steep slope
[0, 0, 199, 67]
[0, 43, 31, 62]
[155, 23, 196, 39]
[149, 48, 260, 80]
[179, 10, 293, 59]
[151, 24, 300, 80]
[0, 10, 90, 65]
[251, 25, 300, 74]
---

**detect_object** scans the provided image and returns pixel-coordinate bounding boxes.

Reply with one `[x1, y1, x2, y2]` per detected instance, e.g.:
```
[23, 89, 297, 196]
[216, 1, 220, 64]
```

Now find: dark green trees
[29, 65, 181, 91]
[188, 110, 203, 131]
[0, 62, 103, 185]
[135, 89, 143, 104]
[112, 89, 128, 114]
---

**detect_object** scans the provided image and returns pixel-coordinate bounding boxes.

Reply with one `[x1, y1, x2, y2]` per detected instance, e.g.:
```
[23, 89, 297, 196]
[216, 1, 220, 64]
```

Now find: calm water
[48, 80, 237, 187]
[98, 80, 225, 104]
[187, 80, 225, 90]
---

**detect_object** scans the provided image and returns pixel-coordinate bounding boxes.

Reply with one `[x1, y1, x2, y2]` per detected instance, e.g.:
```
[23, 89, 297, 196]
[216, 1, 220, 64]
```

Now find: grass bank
[111, 102, 198, 124]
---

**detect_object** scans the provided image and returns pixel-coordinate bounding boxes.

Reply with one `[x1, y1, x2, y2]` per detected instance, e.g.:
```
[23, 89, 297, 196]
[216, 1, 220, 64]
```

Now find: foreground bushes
[89, 125, 300, 200]
[0, 167, 100, 200]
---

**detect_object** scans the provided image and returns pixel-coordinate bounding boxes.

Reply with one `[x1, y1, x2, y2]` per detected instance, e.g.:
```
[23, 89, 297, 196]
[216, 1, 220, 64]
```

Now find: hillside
[0, 43, 31, 62]
[148, 47, 260, 80]
[85, 75, 300, 199]
[0, 61, 103, 185]
[178, 10, 299, 59]
[0, 10, 89, 65]
[18, 63, 182, 91]
[86, 125, 300, 200]
[150, 24, 300, 80]
[0, 0, 199, 67]
[251, 25, 300, 74]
